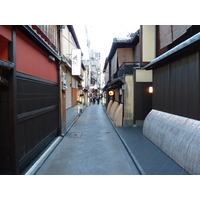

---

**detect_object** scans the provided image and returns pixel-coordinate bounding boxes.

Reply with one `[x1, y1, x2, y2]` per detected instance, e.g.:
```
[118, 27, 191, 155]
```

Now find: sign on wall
[72, 49, 81, 76]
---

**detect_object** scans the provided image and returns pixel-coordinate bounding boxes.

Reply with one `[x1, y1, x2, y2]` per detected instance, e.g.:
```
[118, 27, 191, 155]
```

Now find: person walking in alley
[96, 95, 100, 105]
[90, 96, 93, 105]
[92, 94, 96, 105]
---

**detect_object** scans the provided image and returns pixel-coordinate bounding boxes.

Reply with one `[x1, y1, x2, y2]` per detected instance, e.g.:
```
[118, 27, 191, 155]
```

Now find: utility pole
[85, 25, 92, 104]
[85, 25, 90, 50]
[85, 26, 102, 97]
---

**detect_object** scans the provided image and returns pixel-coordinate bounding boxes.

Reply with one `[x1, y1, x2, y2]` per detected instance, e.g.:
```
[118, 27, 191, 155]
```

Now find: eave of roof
[0, 59, 14, 69]
[21, 25, 61, 60]
[103, 76, 125, 91]
[67, 25, 83, 56]
[67, 25, 81, 48]
[107, 30, 139, 61]
[103, 29, 139, 72]
[143, 32, 200, 70]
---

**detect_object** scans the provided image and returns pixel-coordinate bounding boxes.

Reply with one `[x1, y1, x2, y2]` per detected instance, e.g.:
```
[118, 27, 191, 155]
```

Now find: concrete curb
[102, 105, 146, 175]
[25, 136, 63, 175]
[24, 107, 85, 175]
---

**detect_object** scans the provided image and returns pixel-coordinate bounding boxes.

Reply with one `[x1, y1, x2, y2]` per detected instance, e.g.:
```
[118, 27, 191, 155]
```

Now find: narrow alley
[1, 25, 196, 176]
[34, 104, 140, 175]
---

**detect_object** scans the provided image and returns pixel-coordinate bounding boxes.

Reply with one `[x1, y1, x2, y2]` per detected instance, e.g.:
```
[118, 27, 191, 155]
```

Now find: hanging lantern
[109, 90, 114, 96]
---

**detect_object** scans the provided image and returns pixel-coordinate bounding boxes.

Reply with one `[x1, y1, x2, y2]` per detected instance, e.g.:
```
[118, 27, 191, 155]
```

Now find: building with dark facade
[142, 25, 200, 174]
[0, 25, 61, 174]
[143, 25, 200, 120]
[0, 25, 85, 174]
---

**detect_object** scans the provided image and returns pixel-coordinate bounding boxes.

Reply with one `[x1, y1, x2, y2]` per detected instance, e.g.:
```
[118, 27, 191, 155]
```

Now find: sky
[73, 25, 140, 69]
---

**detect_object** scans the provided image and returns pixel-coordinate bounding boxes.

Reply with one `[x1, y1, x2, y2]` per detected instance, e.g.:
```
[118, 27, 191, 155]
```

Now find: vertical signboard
[72, 49, 81, 76]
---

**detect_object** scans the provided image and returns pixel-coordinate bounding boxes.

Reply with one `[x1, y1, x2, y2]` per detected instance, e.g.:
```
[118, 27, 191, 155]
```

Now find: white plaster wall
[124, 75, 134, 126]
[142, 25, 156, 62]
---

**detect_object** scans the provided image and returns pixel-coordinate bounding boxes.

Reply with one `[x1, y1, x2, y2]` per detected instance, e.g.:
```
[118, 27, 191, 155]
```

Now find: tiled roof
[27, 25, 59, 56]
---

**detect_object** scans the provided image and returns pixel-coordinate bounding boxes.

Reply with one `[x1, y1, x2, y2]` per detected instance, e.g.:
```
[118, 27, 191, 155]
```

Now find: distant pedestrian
[90, 96, 93, 105]
[96, 95, 100, 105]
[92, 95, 96, 104]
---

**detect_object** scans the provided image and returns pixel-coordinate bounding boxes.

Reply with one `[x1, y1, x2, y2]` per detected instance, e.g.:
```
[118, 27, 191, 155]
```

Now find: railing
[117, 62, 140, 77]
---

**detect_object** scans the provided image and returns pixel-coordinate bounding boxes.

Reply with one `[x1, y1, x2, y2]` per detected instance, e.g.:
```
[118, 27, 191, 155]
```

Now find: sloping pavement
[102, 104, 189, 175]
[114, 126, 189, 175]
[35, 104, 140, 175]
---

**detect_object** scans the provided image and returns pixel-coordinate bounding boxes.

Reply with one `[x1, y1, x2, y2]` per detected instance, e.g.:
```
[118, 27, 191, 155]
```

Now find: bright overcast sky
[73, 25, 140, 69]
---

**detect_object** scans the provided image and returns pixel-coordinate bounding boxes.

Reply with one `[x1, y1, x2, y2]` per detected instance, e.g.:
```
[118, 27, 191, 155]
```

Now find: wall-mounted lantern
[109, 90, 114, 96]
[149, 86, 153, 93]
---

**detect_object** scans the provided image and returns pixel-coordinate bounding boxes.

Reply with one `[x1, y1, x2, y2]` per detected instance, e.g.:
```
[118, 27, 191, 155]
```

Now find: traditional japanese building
[0, 25, 86, 174]
[103, 30, 152, 126]
[0, 25, 61, 174]
[142, 25, 200, 121]
[142, 25, 200, 175]
[59, 25, 85, 132]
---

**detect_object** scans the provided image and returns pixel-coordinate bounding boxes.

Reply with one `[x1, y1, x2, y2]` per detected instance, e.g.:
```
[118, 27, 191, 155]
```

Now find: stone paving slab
[35, 105, 140, 175]
[115, 126, 189, 175]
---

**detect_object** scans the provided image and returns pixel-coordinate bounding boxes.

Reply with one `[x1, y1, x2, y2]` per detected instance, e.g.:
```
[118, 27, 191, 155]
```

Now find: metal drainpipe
[11, 26, 19, 174]
[58, 61, 62, 136]
[57, 27, 63, 137]
[171, 25, 174, 42]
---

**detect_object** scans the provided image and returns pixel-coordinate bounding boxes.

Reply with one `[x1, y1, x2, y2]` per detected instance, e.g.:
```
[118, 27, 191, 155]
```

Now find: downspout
[10, 26, 19, 174]
[171, 25, 173, 43]
[58, 61, 62, 136]
[57, 26, 62, 136]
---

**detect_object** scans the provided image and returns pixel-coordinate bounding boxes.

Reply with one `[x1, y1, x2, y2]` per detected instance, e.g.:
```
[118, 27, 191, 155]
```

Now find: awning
[143, 32, 200, 70]
[0, 59, 14, 69]
[103, 76, 125, 91]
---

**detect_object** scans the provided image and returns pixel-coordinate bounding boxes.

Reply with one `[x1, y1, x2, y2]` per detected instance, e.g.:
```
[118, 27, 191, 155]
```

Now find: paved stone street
[36, 104, 139, 175]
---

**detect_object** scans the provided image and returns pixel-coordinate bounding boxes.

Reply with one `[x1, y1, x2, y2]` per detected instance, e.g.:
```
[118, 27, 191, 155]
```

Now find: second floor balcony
[104, 62, 140, 91]
[117, 62, 140, 78]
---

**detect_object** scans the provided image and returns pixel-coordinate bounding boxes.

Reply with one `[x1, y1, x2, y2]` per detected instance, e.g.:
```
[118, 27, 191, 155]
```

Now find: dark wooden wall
[0, 69, 11, 174]
[16, 72, 59, 172]
[134, 82, 152, 123]
[153, 52, 200, 120]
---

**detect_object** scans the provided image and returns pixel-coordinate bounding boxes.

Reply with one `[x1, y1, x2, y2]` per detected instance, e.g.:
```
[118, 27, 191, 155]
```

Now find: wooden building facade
[0, 25, 61, 174]
[0, 25, 86, 174]
[59, 25, 85, 133]
[143, 25, 200, 120]
[103, 30, 152, 126]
